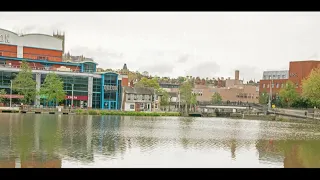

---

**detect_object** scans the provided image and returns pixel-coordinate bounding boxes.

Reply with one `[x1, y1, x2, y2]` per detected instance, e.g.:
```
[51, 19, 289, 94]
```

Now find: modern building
[0, 28, 128, 110]
[259, 60, 320, 96]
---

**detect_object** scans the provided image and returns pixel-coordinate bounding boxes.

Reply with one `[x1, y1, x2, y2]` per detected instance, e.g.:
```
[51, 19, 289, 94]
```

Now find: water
[0, 114, 320, 168]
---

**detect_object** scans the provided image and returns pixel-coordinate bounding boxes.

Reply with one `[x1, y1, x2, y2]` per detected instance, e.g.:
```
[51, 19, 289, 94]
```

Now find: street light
[268, 77, 274, 110]
[10, 80, 12, 108]
[71, 84, 74, 108]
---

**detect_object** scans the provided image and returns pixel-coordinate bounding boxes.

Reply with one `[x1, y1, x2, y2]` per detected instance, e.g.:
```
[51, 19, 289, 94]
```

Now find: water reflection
[0, 114, 320, 168]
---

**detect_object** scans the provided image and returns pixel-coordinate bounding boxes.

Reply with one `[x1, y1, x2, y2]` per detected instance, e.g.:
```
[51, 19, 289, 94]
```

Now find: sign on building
[104, 85, 118, 91]
[0, 34, 10, 44]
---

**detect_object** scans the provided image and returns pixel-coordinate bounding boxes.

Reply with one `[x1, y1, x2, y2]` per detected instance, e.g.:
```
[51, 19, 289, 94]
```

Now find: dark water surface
[0, 114, 320, 168]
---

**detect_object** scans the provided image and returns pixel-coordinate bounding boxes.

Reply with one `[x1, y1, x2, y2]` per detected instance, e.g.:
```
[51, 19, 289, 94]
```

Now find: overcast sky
[1, 12, 320, 81]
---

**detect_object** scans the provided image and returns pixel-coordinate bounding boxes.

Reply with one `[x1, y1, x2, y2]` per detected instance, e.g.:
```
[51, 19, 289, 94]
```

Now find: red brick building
[259, 60, 320, 96]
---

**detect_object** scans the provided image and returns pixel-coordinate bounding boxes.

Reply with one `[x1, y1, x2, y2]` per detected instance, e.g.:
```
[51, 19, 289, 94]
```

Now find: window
[155, 104, 158, 109]
[267, 84, 270, 88]
[263, 76, 266, 80]
[130, 104, 134, 109]
[282, 75, 285, 79]
[140, 103, 144, 108]
[296, 83, 299, 88]
[277, 75, 280, 79]
[271, 83, 274, 88]
[127, 94, 131, 100]
[142, 95, 145, 100]
[281, 83, 284, 88]
[134, 95, 137, 100]
[263, 84, 265, 88]
[38, 56, 48, 60]
[269, 76, 272, 79]
[276, 83, 279, 88]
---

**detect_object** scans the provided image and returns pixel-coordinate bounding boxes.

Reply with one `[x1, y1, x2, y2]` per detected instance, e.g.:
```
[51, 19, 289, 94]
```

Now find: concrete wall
[124, 102, 135, 111]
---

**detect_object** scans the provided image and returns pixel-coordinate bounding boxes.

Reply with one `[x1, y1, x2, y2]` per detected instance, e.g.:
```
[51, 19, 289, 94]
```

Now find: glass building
[0, 68, 126, 110]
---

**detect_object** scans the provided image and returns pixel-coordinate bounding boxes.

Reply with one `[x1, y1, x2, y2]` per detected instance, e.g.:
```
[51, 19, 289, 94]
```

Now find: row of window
[262, 82, 299, 89]
[126, 94, 152, 101]
[236, 95, 259, 99]
[263, 74, 287, 80]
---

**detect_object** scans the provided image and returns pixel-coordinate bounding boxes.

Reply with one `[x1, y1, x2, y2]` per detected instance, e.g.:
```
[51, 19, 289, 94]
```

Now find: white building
[262, 70, 289, 80]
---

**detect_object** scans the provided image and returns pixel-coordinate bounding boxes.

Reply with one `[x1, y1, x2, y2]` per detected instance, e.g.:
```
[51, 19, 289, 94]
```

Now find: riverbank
[75, 109, 181, 117]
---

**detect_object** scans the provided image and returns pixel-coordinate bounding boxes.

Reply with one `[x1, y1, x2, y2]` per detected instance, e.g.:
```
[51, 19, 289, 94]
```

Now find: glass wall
[83, 63, 96, 73]
[102, 73, 121, 110]
[0, 70, 105, 108]
[40, 74, 90, 107]
[93, 78, 101, 109]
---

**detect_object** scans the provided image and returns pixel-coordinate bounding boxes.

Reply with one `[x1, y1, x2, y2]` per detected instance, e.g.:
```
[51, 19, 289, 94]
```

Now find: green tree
[302, 68, 320, 107]
[190, 94, 197, 112]
[12, 61, 37, 105]
[157, 88, 169, 107]
[40, 72, 66, 106]
[0, 89, 6, 104]
[279, 81, 298, 107]
[135, 77, 160, 89]
[259, 90, 269, 105]
[179, 81, 193, 113]
[211, 92, 222, 104]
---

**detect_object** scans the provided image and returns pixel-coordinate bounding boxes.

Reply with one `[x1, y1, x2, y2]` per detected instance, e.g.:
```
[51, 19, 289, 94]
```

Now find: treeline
[259, 68, 320, 109]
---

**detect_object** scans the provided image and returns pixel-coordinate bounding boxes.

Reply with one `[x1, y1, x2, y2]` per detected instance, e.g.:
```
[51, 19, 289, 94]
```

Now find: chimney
[235, 70, 239, 80]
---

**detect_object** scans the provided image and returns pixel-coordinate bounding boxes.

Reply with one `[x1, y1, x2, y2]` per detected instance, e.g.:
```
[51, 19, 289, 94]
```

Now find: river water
[0, 113, 320, 168]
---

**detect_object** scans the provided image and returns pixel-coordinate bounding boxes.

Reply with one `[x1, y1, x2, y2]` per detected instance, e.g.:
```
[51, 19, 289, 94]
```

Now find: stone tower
[53, 31, 65, 54]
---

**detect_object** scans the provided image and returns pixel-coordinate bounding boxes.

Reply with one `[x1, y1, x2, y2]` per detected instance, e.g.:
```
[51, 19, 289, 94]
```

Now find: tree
[0, 89, 6, 104]
[211, 92, 222, 104]
[177, 76, 186, 84]
[190, 94, 197, 112]
[12, 61, 37, 105]
[302, 68, 320, 107]
[179, 81, 193, 113]
[158, 88, 169, 107]
[279, 81, 298, 107]
[135, 77, 160, 89]
[259, 90, 269, 105]
[40, 72, 66, 106]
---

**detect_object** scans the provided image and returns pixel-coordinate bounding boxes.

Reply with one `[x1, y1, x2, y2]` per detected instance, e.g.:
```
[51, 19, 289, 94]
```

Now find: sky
[1, 12, 320, 81]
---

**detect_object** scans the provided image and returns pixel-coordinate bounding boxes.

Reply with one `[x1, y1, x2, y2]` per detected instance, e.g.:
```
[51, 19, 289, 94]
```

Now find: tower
[53, 30, 65, 54]
[235, 70, 240, 80]
[120, 63, 129, 87]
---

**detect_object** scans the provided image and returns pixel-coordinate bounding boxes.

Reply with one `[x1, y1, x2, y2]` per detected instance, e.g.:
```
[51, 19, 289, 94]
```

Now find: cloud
[186, 62, 220, 78]
[232, 66, 262, 81]
[138, 64, 175, 75]
[176, 54, 191, 63]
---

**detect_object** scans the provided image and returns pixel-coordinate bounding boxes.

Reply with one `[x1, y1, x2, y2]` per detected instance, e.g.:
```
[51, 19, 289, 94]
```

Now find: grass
[75, 109, 181, 117]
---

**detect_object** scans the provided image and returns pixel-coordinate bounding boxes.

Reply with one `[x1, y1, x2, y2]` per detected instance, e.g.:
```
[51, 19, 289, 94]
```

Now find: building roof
[123, 86, 154, 95]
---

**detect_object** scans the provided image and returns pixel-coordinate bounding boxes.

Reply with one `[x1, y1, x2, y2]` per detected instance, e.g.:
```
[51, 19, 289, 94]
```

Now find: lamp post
[178, 90, 180, 112]
[268, 78, 274, 110]
[71, 84, 74, 108]
[10, 80, 12, 108]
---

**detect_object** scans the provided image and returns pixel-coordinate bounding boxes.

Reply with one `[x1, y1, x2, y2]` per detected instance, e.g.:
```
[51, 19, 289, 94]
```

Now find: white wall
[0, 28, 63, 51]
[124, 102, 135, 111]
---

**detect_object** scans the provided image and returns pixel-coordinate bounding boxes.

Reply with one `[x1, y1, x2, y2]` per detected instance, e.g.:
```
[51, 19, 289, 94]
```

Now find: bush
[76, 110, 181, 117]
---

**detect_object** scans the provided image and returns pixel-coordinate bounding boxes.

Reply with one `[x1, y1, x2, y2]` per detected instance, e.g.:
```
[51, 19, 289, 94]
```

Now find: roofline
[0, 28, 62, 41]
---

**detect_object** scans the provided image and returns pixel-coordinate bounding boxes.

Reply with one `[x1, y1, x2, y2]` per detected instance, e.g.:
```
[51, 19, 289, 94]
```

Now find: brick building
[259, 60, 320, 96]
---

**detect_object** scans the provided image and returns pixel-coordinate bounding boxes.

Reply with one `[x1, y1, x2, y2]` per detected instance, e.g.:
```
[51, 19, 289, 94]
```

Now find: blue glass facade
[100, 72, 122, 110]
